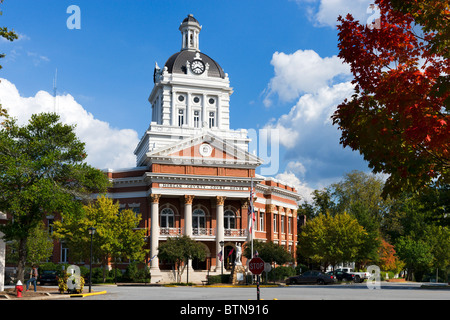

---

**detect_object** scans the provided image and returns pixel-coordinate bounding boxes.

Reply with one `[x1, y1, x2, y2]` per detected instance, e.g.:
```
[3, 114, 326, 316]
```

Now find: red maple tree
[332, 0, 449, 197]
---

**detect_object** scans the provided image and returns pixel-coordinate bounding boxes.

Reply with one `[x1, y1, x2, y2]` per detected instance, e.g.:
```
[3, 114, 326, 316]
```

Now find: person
[26, 265, 39, 292]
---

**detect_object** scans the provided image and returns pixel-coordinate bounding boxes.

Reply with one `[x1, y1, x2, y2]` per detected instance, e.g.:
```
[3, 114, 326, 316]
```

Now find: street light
[88, 227, 96, 293]
[219, 241, 224, 276]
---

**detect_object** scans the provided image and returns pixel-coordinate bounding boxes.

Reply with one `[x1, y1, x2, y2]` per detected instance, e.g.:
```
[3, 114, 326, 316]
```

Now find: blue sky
[0, 0, 378, 201]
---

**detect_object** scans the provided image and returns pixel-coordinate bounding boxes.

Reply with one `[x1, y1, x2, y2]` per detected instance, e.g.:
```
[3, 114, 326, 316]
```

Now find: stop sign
[248, 257, 265, 275]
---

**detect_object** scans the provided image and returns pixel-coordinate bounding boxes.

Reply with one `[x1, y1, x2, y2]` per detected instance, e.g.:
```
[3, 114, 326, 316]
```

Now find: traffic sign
[248, 257, 265, 275]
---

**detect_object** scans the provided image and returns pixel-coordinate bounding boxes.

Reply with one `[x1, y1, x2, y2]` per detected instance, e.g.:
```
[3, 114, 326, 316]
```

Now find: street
[77, 281, 449, 300]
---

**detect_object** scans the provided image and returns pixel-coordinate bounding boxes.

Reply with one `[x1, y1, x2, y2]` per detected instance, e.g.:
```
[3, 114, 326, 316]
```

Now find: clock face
[191, 59, 205, 75]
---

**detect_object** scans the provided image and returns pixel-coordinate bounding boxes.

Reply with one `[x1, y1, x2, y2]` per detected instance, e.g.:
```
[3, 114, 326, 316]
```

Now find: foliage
[53, 195, 147, 282]
[377, 239, 404, 273]
[395, 236, 434, 281]
[268, 266, 297, 281]
[298, 212, 369, 269]
[158, 235, 207, 283]
[243, 240, 292, 265]
[0, 0, 18, 70]
[58, 269, 85, 294]
[0, 112, 110, 281]
[6, 221, 54, 265]
[207, 274, 231, 284]
[332, 0, 449, 198]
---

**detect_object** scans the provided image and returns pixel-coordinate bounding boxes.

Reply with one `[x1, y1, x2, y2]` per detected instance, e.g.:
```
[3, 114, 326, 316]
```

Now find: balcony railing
[160, 227, 182, 236]
[224, 228, 248, 237]
[159, 227, 248, 238]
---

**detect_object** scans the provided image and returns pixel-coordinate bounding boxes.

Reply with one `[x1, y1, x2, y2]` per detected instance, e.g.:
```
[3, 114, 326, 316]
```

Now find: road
[79, 282, 449, 300]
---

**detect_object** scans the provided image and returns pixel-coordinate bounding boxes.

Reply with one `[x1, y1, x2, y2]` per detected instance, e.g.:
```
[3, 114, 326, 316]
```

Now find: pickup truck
[335, 268, 370, 283]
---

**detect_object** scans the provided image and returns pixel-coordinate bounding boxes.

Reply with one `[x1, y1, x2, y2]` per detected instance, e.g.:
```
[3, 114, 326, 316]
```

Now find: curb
[70, 290, 108, 298]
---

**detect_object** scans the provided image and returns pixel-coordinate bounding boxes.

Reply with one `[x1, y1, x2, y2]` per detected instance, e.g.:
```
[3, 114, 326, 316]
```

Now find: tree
[53, 195, 147, 282]
[0, 0, 18, 70]
[298, 212, 368, 270]
[157, 235, 206, 284]
[395, 236, 434, 281]
[6, 221, 54, 267]
[0, 112, 110, 282]
[243, 240, 292, 266]
[332, 0, 449, 198]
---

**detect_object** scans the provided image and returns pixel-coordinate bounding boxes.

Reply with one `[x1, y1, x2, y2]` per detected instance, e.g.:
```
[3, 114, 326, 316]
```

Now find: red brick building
[30, 15, 301, 283]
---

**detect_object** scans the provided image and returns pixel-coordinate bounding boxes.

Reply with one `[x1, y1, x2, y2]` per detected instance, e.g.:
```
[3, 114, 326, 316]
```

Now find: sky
[0, 0, 381, 202]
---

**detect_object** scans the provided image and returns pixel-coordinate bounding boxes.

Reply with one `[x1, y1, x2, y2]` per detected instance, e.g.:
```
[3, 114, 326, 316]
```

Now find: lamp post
[88, 227, 96, 293]
[219, 241, 224, 276]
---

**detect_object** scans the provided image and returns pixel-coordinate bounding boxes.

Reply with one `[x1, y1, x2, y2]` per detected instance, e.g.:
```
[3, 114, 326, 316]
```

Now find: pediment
[146, 132, 262, 167]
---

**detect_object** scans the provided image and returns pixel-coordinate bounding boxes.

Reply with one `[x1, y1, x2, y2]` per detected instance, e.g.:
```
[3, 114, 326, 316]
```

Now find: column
[0, 212, 7, 292]
[184, 195, 194, 236]
[149, 194, 161, 274]
[215, 196, 225, 270]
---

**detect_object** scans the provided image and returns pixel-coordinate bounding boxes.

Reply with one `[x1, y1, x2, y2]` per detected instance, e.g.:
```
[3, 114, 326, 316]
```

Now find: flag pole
[250, 176, 254, 259]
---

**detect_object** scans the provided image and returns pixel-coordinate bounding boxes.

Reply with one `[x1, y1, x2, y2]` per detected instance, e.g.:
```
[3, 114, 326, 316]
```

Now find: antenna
[53, 68, 58, 113]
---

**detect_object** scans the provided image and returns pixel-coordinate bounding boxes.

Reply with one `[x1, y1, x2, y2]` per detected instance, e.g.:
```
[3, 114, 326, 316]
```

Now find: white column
[0, 212, 7, 292]
[184, 195, 194, 236]
[215, 196, 225, 270]
[149, 194, 161, 280]
[184, 195, 194, 271]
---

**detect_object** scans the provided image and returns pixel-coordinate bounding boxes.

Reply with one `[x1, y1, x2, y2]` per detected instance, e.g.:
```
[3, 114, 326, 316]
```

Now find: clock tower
[135, 14, 250, 166]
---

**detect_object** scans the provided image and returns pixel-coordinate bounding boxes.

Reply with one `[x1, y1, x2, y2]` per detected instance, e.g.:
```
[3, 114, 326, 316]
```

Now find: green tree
[53, 195, 147, 282]
[395, 236, 434, 281]
[6, 221, 54, 267]
[0, 0, 18, 71]
[0, 113, 110, 282]
[157, 235, 207, 284]
[243, 240, 292, 266]
[298, 212, 368, 270]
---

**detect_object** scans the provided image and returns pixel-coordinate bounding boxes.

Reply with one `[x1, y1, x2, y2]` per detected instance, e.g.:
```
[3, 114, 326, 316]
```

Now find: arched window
[193, 208, 206, 230]
[224, 210, 236, 229]
[160, 208, 174, 228]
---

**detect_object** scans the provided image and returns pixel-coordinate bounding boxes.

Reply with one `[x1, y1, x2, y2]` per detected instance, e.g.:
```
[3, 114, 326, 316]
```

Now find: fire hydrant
[15, 280, 23, 298]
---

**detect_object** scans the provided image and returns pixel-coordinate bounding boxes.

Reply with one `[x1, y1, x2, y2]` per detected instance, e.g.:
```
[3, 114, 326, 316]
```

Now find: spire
[179, 14, 202, 51]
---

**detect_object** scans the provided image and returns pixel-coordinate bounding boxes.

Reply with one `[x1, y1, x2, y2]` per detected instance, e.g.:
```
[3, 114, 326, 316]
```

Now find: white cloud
[275, 171, 314, 203]
[263, 49, 350, 106]
[293, 0, 376, 28]
[263, 48, 369, 191]
[0, 78, 139, 169]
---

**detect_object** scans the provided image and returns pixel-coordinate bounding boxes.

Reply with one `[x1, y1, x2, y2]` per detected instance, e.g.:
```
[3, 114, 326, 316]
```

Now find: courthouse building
[78, 15, 301, 283]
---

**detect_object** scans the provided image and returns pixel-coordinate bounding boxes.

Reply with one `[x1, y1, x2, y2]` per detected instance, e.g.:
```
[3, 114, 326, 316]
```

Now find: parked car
[286, 270, 337, 285]
[335, 268, 369, 283]
[38, 270, 59, 285]
[327, 270, 356, 282]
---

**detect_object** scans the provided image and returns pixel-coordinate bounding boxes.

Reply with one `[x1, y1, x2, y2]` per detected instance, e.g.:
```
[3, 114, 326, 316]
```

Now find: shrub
[268, 266, 296, 281]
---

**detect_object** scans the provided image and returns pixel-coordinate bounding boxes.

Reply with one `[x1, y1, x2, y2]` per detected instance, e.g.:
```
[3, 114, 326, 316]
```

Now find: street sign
[248, 257, 265, 275]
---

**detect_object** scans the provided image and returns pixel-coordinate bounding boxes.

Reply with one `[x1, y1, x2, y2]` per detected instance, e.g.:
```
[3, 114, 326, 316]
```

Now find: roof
[182, 14, 199, 24]
[164, 50, 226, 79]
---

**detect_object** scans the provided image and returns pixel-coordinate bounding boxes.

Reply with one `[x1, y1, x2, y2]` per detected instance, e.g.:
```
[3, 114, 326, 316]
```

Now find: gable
[146, 132, 262, 167]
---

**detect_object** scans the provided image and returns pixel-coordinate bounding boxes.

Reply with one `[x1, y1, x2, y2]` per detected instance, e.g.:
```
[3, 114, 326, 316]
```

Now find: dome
[164, 50, 226, 79]
[182, 14, 199, 24]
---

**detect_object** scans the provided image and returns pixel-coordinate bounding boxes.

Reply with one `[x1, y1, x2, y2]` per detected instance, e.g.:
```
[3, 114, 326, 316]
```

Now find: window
[273, 214, 277, 233]
[193, 110, 200, 128]
[160, 208, 174, 228]
[178, 109, 184, 126]
[288, 217, 292, 234]
[224, 210, 236, 229]
[259, 211, 264, 231]
[61, 242, 69, 263]
[281, 215, 285, 233]
[47, 218, 54, 234]
[193, 209, 206, 230]
[209, 112, 215, 128]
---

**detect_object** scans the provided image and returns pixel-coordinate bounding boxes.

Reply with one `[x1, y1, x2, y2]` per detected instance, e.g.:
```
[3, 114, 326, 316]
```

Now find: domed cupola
[162, 14, 226, 79]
